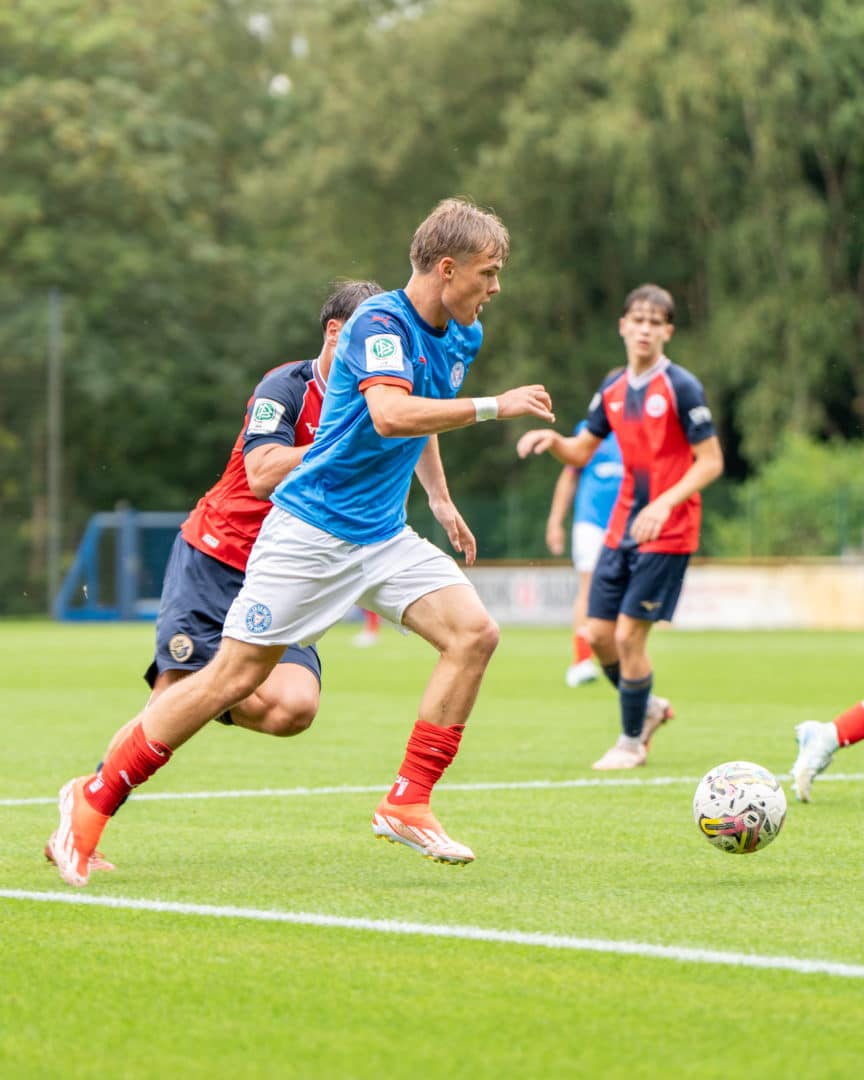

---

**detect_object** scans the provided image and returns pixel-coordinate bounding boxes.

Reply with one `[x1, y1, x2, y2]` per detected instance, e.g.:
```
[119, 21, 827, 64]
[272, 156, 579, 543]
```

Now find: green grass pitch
[2, 620, 864, 1078]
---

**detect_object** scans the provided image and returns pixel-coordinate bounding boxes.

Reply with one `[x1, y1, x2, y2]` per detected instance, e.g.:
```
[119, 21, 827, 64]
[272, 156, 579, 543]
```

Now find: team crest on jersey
[245, 603, 273, 634]
[168, 633, 194, 663]
[645, 393, 668, 418]
[449, 361, 465, 389]
[365, 334, 404, 372]
[248, 398, 286, 435]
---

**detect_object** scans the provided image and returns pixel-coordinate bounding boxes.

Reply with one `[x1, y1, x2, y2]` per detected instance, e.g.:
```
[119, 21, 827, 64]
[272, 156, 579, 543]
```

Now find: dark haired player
[518, 283, 723, 769]
[139, 279, 384, 736]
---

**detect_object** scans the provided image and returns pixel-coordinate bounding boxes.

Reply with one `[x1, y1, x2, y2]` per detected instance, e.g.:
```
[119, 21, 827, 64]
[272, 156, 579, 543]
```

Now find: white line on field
[1, 888, 861, 979]
[3, 772, 864, 808]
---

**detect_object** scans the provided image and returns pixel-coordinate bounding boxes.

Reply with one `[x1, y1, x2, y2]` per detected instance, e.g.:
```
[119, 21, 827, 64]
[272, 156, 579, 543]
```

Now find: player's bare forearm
[244, 443, 307, 500]
[546, 467, 577, 554]
[659, 436, 724, 508]
[413, 437, 477, 563]
[414, 436, 450, 503]
[517, 428, 599, 468]
[548, 466, 577, 524]
[434, 501, 477, 565]
[364, 383, 554, 438]
[630, 437, 724, 543]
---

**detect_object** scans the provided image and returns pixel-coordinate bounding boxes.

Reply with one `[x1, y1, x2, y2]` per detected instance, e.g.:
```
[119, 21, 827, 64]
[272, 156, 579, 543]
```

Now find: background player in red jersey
[518, 284, 724, 769]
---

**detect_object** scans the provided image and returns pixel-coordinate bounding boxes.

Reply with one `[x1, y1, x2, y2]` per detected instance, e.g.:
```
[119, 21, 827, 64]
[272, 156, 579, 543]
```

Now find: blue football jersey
[571, 420, 624, 529]
[272, 289, 483, 543]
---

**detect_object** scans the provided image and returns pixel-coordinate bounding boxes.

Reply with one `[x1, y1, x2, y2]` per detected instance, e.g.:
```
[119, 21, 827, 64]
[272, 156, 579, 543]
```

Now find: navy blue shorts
[587, 545, 689, 624]
[144, 534, 321, 688]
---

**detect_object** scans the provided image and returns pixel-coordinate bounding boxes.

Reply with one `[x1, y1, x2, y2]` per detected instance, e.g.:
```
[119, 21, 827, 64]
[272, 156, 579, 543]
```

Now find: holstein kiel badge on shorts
[245, 603, 272, 634]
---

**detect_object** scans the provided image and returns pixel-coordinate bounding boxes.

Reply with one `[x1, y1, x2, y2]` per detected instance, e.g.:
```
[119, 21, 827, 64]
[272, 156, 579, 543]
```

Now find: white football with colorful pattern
[693, 761, 786, 854]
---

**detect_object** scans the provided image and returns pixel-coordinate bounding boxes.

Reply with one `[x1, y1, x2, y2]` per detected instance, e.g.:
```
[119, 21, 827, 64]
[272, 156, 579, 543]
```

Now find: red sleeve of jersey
[358, 375, 413, 392]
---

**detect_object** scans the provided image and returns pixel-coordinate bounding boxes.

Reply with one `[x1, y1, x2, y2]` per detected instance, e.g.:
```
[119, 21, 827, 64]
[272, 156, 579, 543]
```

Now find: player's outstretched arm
[516, 427, 600, 468]
[363, 383, 554, 438]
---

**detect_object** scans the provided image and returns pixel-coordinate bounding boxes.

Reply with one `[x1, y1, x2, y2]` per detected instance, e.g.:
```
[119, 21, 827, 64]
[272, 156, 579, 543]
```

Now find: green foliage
[710, 433, 864, 556]
[3, 0, 864, 612]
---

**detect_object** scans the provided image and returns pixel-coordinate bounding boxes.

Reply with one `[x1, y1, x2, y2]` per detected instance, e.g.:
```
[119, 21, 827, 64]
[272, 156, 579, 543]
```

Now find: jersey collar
[627, 354, 670, 389]
[311, 356, 327, 394]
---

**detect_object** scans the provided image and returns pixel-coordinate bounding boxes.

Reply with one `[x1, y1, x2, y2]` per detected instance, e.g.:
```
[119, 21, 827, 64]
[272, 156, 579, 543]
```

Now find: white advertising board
[463, 562, 864, 630]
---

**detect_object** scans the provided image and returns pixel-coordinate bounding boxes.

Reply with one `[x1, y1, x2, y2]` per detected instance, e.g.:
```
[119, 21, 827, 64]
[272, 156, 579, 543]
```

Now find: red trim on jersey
[358, 374, 413, 392]
[181, 360, 324, 571]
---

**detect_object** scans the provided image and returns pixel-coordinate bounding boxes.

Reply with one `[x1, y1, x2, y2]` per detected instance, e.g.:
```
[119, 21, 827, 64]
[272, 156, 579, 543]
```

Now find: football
[693, 760, 787, 854]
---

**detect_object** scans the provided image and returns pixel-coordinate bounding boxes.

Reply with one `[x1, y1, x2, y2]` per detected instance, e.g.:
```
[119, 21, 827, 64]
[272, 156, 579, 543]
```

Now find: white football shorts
[223, 507, 476, 647]
[571, 521, 607, 574]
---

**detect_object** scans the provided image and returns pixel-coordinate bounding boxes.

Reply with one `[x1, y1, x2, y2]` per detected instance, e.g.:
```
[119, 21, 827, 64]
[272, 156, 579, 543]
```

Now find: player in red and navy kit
[52, 281, 382, 874]
[144, 280, 382, 730]
[142, 280, 383, 729]
[519, 284, 724, 770]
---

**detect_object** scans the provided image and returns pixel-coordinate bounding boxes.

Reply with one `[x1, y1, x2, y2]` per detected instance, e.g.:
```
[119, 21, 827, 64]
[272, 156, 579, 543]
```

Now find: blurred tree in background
[2, 0, 864, 612]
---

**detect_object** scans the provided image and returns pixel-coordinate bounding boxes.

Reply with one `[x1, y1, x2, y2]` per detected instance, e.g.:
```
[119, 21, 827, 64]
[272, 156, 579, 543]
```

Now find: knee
[484, 617, 501, 657]
[261, 687, 320, 737]
[586, 621, 611, 653]
[458, 614, 500, 664]
[613, 623, 641, 657]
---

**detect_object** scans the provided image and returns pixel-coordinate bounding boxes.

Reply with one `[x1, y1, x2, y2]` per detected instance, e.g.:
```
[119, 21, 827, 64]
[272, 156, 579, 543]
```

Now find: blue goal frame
[53, 508, 184, 621]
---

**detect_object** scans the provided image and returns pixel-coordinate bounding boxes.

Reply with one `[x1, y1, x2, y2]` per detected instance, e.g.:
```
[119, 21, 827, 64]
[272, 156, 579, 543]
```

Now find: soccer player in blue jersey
[519, 284, 723, 770]
[545, 421, 624, 687]
[48, 197, 556, 885]
[45, 280, 382, 876]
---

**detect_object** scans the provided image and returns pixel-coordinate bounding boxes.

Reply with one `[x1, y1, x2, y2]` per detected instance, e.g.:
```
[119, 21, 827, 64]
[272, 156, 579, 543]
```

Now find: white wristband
[472, 397, 499, 422]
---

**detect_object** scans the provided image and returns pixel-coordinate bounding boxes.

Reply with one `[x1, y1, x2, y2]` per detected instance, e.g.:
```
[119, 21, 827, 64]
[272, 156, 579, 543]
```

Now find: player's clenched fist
[497, 385, 555, 423]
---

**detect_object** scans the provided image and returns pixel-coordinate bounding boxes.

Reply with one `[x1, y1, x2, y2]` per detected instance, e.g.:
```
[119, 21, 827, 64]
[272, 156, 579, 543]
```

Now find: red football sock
[574, 629, 593, 664]
[365, 610, 380, 633]
[387, 719, 464, 805]
[834, 701, 864, 747]
[83, 721, 173, 815]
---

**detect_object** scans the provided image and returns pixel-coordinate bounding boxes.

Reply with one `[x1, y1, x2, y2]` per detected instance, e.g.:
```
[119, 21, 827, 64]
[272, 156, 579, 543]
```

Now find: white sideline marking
[1, 888, 862, 979]
[3, 772, 864, 808]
